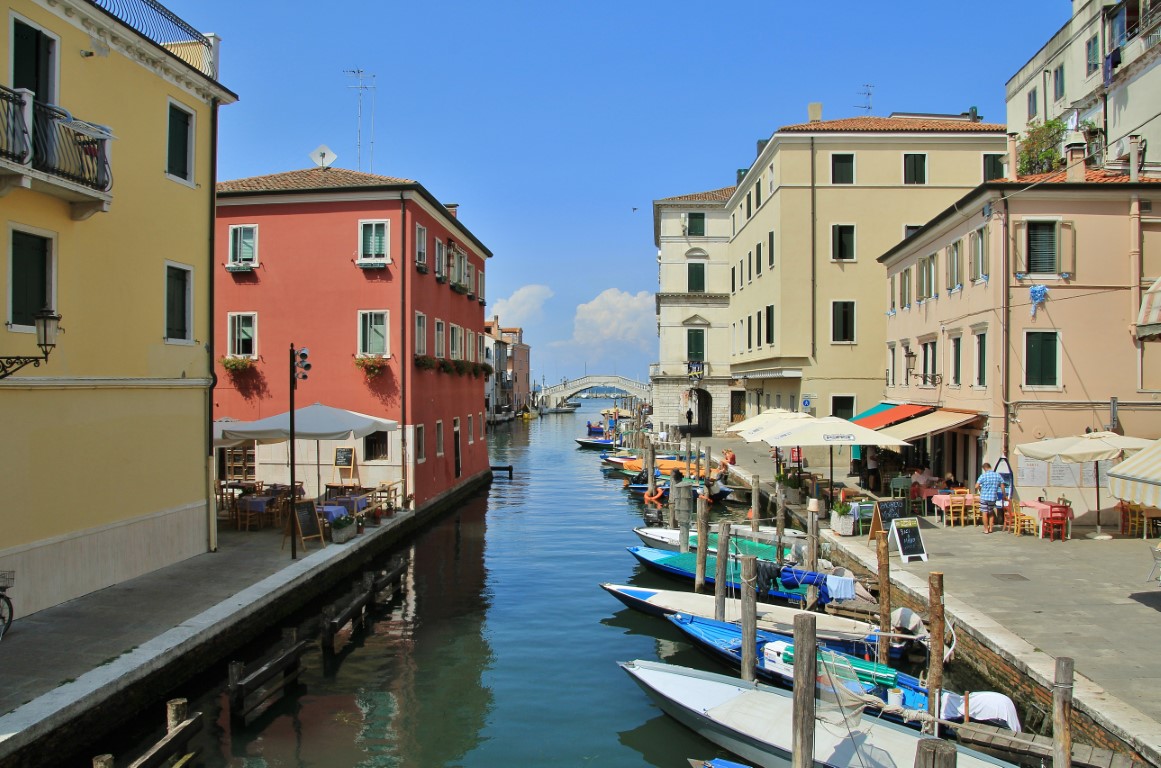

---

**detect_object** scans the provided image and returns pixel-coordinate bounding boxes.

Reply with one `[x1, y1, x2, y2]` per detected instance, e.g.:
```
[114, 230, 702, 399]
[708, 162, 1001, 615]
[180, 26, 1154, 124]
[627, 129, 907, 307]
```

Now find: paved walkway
[697, 432, 1161, 765]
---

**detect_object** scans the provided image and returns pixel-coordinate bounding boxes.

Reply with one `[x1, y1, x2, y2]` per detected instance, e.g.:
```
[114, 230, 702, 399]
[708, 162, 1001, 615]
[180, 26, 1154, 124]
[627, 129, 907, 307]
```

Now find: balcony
[87, 0, 218, 79]
[0, 85, 114, 220]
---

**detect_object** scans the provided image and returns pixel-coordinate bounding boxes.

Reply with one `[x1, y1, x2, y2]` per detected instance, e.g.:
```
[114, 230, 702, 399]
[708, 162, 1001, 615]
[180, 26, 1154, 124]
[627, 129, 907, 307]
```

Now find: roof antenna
[344, 68, 376, 172]
[854, 84, 874, 113]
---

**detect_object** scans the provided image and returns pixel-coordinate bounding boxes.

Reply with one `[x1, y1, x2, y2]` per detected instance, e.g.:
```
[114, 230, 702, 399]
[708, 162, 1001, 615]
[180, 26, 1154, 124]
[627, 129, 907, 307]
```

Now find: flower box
[356, 260, 388, 270]
[416, 263, 429, 274]
[225, 263, 255, 273]
[331, 523, 357, 544]
[830, 511, 857, 536]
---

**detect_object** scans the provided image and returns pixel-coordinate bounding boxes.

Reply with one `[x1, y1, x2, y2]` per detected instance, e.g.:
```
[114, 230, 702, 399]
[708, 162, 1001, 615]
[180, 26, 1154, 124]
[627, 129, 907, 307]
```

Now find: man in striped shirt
[975, 463, 1006, 534]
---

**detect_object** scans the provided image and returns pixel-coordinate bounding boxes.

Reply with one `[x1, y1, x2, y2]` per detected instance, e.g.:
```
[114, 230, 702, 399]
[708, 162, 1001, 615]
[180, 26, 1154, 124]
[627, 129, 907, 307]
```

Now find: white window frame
[415, 424, 426, 462]
[164, 260, 194, 344]
[468, 414, 474, 444]
[903, 152, 927, 185]
[830, 394, 857, 420]
[1023, 329, 1063, 391]
[358, 219, 391, 263]
[479, 411, 484, 440]
[1027, 87, 1038, 120]
[435, 240, 446, 277]
[973, 326, 988, 388]
[466, 262, 475, 294]
[831, 223, 856, 262]
[358, 309, 390, 357]
[450, 324, 462, 360]
[948, 333, 963, 387]
[830, 300, 856, 344]
[477, 334, 485, 362]
[414, 311, 427, 356]
[946, 240, 962, 292]
[970, 226, 989, 281]
[8, 223, 57, 333]
[415, 223, 427, 267]
[436, 420, 445, 456]
[165, 97, 196, 186]
[228, 224, 258, 267]
[227, 312, 257, 358]
[477, 269, 485, 301]
[434, 319, 446, 358]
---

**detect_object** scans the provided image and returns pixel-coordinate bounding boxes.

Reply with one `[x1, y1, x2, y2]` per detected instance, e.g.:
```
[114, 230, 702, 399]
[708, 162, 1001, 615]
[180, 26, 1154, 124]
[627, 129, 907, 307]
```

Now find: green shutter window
[11, 231, 49, 327]
[904, 154, 926, 184]
[167, 105, 191, 179]
[765, 305, 774, 345]
[687, 212, 705, 236]
[1026, 332, 1057, 386]
[768, 231, 775, 267]
[362, 222, 386, 259]
[755, 243, 763, 275]
[977, 333, 987, 386]
[166, 266, 188, 340]
[1027, 222, 1058, 273]
[687, 328, 705, 362]
[687, 262, 705, 293]
[832, 154, 854, 184]
[832, 225, 854, 260]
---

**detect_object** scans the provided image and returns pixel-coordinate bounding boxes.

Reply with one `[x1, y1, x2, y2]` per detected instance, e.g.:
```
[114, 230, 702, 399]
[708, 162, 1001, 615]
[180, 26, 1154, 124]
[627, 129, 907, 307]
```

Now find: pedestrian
[865, 446, 879, 493]
[975, 462, 1006, 534]
[670, 467, 684, 486]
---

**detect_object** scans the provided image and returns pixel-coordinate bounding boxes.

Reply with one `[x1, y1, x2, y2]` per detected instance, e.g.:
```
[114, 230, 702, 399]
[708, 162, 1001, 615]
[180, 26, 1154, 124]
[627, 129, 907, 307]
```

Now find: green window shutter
[687, 328, 705, 361]
[687, 213, 705, 236]
[362, 223, 385, 258]
[1026, 332, 1058, 386]
[167, 105, 190, 179]
[166, 266, 187, 339]
[765, 305, 774, 344]
[968, 232, 979, 281]
[768, 230, 775, 267]
[1027, 222, 1058, 273]
[1013, 221, 1027, 274]
[11, 231, 48, 327]
[755, 243, 762, 275]
[688, 262, 705, 293]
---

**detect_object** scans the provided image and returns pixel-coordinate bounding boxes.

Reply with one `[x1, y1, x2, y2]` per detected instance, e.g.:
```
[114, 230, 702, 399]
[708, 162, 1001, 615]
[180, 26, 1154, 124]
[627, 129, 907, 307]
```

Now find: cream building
[1006, 0, 1161, 170]
[727, 106, 1008, 427]
[651, 186, 735, 436]
[879, 135, 1161, 522]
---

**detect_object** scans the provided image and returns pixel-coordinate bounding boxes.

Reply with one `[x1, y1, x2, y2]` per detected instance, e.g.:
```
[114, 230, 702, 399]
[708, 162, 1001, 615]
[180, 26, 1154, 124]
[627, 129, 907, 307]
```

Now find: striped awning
[1136, 277, 1161, 340]
[851, 402, 896, 423]
[853, 403, 932, 430]
[1108, 438, 1161, 507]
[877, 409, 982, 442]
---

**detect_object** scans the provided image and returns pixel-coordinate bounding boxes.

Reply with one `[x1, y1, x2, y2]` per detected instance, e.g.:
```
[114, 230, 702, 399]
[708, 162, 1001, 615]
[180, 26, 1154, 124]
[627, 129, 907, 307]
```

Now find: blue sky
[169, 0, 1065, 384]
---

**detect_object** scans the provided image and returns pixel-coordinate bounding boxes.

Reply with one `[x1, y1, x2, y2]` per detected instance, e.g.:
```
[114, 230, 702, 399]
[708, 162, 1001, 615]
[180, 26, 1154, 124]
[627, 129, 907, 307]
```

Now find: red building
[214, 167, 492, 506]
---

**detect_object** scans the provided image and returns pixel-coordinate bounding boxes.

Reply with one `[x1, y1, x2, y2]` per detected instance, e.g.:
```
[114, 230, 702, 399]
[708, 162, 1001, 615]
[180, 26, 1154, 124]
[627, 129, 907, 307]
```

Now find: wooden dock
[952, 722, 1139, 768]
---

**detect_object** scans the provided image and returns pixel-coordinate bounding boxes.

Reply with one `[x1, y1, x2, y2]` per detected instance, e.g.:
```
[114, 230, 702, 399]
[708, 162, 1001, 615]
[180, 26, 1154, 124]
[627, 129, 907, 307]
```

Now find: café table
[930, 494, 979, 527]
[237, 495, 275, 529]
[333, 495, 370, 516]
[317, 504, 347, 523]
[325, 482, 365, 500]
[1019, 500, 1074, 538]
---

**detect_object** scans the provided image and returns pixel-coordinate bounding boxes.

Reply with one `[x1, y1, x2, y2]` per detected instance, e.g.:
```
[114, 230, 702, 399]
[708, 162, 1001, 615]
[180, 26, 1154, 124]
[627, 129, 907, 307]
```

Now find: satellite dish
[309, 144, 337, 168]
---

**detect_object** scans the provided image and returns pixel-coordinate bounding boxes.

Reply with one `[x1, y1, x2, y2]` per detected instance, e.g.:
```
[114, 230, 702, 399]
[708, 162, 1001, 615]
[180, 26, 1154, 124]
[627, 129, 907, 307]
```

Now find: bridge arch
[540, 375, 651, 408]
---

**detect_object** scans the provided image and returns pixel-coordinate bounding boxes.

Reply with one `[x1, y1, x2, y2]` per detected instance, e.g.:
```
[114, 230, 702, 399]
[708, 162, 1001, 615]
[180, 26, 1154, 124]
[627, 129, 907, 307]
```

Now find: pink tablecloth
[1020, 500, 1074, 537]
[930, 494, 978, 512]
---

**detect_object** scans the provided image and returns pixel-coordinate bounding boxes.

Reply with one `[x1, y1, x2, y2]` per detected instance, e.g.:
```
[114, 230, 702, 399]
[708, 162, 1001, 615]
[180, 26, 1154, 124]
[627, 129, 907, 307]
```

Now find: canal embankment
[0, 472, 491, 768]
[695, 433, 1161, 767]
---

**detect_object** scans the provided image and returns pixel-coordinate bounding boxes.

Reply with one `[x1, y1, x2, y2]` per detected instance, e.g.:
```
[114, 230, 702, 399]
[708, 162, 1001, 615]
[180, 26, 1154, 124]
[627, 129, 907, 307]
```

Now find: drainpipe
[207, 97, 220, 552]
[1001, 194, 1012, 459]
[1130, 136, 1143, 385]
[810, 136, 817, 360]
[400, 194, 409, 510]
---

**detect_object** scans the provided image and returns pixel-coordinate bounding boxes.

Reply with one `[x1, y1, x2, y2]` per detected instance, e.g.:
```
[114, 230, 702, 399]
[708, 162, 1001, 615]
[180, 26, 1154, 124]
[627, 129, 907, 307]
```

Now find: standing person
[865, 446, 879, 494]
[975, 462, 1006, 534]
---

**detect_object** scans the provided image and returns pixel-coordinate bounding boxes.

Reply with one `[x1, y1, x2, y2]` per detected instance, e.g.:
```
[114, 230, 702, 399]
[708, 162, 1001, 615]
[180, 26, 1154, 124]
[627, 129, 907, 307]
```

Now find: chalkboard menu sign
[292, 500, 324, 549]
[334, 447, 355, 467]
[890, 517, 928, 563]
[866, 498, 909, 541]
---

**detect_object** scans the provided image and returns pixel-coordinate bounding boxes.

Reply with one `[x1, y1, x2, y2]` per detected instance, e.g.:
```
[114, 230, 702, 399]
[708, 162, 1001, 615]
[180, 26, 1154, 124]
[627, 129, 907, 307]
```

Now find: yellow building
[0, 0, 235, 615]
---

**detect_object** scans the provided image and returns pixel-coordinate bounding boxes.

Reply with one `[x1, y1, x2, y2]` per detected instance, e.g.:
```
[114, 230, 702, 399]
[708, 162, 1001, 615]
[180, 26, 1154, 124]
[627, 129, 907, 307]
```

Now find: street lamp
[0, 307, 62, 379]
[288, 344, 310, 560]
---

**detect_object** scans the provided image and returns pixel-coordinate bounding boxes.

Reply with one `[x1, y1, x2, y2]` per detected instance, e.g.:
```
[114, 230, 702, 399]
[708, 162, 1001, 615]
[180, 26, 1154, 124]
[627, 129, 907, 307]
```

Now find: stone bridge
[540, 375, 651, 408]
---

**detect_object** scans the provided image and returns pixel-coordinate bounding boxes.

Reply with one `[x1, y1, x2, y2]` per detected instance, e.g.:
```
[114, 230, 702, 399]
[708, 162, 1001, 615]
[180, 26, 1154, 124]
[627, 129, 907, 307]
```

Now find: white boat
[619, 660, 1016, 768]
[632, 526, 806, 553]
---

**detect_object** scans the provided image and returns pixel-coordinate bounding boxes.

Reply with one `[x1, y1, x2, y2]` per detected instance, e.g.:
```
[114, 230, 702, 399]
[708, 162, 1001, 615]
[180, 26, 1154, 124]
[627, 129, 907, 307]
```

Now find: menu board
[293, 501, 324, 548]
[1017, 456, 1112, 488]
[334, 447, 355, 467]
[867, 498, 909, 541]
[890, 517, 928, 563]
[1016, 456, 1050, 487]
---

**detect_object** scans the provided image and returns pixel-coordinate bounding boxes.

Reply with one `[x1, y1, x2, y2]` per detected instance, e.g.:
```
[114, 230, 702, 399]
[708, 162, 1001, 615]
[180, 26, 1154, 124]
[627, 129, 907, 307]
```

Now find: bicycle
[0, 570, 13, 640]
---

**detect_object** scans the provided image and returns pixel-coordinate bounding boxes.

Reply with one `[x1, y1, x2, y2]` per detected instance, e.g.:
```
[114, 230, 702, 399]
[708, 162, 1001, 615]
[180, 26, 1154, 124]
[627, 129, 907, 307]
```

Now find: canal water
[109, 400, 735, 767]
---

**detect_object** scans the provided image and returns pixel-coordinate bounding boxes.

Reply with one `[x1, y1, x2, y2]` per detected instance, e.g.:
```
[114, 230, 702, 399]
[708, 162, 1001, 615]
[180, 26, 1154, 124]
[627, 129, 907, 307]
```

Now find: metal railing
[30, 102, 113, 192]
[87, 0, 215, 78]
[0, 85, 30, 163]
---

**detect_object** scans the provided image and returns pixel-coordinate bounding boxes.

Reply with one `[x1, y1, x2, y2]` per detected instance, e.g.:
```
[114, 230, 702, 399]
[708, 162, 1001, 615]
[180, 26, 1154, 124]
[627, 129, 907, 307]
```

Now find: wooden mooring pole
[927, 572, 944, 735]
[645, 443, 656, 496]
[914, 738, 957, 768]
[805, 499, 819, 609]
[792, 612, 817, 768]
[775, 480, 785, 566]
[714, 520, 730, 620]
[750, 474, 761, 529]
[694, 495, 709, 593]
[1053, 656, 1074, 768]
[740, 555, 757, 682]
[877, 530, 892, 665]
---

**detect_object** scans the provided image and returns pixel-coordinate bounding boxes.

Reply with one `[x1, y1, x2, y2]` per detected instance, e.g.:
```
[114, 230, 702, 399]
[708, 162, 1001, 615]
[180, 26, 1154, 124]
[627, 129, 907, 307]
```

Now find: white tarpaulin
[1108, 438, 1161, 508]
[220, 402, 398, 443]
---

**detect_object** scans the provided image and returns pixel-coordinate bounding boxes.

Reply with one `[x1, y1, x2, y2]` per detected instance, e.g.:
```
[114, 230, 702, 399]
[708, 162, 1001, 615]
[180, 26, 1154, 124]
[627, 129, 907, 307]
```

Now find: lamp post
[0, 307, 62, 379]
[288, 344, 310, 560]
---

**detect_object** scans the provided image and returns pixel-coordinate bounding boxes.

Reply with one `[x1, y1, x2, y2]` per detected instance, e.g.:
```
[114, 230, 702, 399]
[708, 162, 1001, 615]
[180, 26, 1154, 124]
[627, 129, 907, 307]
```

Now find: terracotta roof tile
[1009, 167, 1161, 184]
[778, 116, 1007, 133]
[217, 167, 415, 194]
[657, 186, 737, 203]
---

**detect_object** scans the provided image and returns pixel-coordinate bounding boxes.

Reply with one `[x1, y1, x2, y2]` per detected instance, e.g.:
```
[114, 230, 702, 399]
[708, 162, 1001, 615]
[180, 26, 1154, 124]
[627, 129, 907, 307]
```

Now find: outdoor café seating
[1044, 504, 1070, 541]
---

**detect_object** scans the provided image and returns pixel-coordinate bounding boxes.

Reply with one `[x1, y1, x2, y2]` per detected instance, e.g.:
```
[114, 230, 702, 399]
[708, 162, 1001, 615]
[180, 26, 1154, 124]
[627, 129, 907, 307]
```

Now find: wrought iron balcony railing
[31, 102, 113, 192]
[0, 86, 30, 164]
[87, 0, 217, 79]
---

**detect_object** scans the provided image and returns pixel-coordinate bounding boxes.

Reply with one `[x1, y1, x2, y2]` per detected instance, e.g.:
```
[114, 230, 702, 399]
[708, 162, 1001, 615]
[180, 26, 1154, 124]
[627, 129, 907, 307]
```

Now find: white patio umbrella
[727, 409, 806, 434]
[760, 417, 908, 508]
[1014, 431, 1154, 539]
[733, 411, 817, 444]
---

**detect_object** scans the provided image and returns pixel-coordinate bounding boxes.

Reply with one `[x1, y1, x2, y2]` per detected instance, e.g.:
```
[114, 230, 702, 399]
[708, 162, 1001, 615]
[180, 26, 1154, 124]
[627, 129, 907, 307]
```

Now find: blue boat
[626, 546, 810, 605]
[576, 437, 617, 449]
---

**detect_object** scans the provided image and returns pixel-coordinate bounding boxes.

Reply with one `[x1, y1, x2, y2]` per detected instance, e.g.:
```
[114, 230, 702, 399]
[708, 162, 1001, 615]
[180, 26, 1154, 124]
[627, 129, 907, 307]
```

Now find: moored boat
[632, 526, 806, 554]
[576, 437, 618, 449]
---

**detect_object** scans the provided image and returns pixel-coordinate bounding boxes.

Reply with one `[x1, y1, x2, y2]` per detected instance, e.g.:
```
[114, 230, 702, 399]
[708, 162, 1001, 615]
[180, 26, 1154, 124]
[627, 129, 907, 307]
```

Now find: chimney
[1129, 135, 1141, 182]
[737, 168, 749, 183]
[445, 202, 459, 218]
[1007, 133, 1019, 180]
[808, 102, 823, 122]
[969, 106, 979, 122]
[756, 138, 769, 157]
[1065, 134, 1087, 182]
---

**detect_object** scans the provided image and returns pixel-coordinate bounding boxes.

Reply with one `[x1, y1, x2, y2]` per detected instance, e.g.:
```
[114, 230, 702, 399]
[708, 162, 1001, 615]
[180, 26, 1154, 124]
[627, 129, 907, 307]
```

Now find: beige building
[879, 135, 1161, 522]
[1006, 0, 1161, 170]
[651, 186, 735, 436]
[726, 107, 1008, 426]
[501, 326, 530, 410]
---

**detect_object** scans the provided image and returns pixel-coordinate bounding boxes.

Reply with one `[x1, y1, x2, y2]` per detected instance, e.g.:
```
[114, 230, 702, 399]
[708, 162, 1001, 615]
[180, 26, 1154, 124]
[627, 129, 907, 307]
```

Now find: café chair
[969, 497, 983, 526]
[237, 495, 264, 531]
[1001, 503, 1015, 533]
[1012, 505, 1037, 536]
[1147, 546, 1161, 584]
[946, 495, 966, 528]
[1126, 503, 1146, 537]
[1043, 505, 1069, 541]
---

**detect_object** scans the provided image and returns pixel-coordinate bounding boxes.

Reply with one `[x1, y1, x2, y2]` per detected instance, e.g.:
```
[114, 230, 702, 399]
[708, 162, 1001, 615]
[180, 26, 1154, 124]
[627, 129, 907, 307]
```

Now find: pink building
[214, 168, 492, 506]
[501, 326, 531, 410]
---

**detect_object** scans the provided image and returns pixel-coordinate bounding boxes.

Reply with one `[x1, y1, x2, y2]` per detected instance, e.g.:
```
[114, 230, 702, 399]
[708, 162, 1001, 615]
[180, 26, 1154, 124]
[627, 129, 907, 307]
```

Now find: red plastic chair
[1044, 505, 1069, 542]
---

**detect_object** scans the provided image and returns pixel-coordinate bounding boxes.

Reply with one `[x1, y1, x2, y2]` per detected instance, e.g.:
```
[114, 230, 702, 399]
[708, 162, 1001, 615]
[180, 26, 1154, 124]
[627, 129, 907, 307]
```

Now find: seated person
[910, 466, 934, 487]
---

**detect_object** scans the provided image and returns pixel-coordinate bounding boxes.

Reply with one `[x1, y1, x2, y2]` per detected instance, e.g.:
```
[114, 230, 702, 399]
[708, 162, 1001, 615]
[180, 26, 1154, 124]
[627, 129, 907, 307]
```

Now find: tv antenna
[855, 84, 874, 113]
[344, 68, 377, 172]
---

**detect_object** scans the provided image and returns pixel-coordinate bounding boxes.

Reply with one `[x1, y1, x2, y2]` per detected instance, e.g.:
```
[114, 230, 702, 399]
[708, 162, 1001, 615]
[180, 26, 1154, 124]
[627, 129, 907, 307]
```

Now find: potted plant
[331, 513, 356, 543]
[438, 359, 455, 374]
[829, 499, 857, 536]
[354, 356, 388, 377]
[220, 356, 254, 373]
[414, 354, 438, 370]
[451, 282, 469, 295]
[453, 359, 471, 375]
[778, 472, 803, 505]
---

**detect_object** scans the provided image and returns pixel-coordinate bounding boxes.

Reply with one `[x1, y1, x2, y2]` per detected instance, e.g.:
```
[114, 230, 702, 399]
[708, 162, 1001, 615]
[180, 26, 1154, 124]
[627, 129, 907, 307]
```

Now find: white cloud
[490, 284, 554, 328]
[554, 288, 655, 352]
